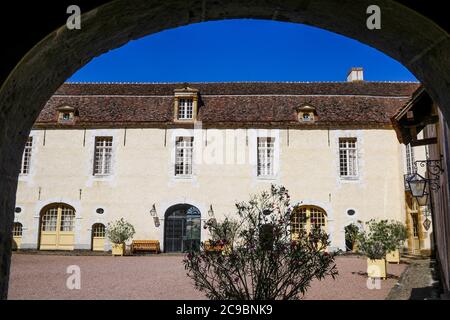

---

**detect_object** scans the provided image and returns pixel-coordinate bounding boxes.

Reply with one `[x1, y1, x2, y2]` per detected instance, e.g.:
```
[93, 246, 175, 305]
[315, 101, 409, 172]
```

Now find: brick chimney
[347, 67, 364, 82]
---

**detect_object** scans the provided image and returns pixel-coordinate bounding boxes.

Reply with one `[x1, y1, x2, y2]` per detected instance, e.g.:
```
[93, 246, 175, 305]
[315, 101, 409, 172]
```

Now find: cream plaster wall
[15, 127, 407, 252]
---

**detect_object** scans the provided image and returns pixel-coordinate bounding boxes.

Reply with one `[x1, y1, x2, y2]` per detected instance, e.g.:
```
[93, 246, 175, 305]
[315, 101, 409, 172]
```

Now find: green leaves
[357, 219, 407, 260]
[106, 218, 136, 244]
[183, 184, 337, 300]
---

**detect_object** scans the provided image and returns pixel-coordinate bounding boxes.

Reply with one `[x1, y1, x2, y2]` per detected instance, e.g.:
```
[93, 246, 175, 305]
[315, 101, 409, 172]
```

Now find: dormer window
[57, 105, 76, 124]
[174, 86, 199, 122]
[302, 113, 312, 121]
[178, 98, 193, 120]
[297, 105, 317, 123]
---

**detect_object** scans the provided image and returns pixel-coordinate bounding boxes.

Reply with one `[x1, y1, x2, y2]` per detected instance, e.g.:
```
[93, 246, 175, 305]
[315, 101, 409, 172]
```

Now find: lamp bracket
[413, 157, 444, 191]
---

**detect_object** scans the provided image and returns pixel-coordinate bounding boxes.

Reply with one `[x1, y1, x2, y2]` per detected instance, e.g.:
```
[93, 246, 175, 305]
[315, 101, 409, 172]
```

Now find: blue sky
[69, 19, 417, 83]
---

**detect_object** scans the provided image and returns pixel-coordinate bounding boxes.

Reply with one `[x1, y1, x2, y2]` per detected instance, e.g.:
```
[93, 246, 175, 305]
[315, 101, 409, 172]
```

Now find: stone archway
[1, 0, 449, 298]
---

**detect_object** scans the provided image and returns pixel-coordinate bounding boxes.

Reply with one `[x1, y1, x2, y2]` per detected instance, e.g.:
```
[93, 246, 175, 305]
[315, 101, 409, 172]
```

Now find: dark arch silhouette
[1, 0, 449, 298]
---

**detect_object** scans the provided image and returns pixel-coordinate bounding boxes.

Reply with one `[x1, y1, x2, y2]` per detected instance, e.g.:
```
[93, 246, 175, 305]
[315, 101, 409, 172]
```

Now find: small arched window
[13, 222, 23, 237]
[92, 223, 106, 238]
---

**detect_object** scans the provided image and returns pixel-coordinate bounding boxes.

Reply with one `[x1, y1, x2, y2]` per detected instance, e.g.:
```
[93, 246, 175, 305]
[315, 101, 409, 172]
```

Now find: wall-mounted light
[153, 216, 160, 227]
[150, 204, 157, 217]
[407, 173, 428, 198]
[416, 192, 429, 207]
[208, 204, 214, 217]
[204, 217, 217, 229]
[407, 158, 444, 205]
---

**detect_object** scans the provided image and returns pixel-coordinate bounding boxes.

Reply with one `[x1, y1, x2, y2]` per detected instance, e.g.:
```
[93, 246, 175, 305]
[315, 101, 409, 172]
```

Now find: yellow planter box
[386, 249, 400, 264]
[112, 243, 125, 256]
[367, 258, 387, 279]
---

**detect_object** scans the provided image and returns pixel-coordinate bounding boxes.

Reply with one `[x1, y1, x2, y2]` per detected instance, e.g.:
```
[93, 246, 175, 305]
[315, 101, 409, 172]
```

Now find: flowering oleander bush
[106, 218, 136, 244]
[183, 185, 338, 300]
[357, 219, 407, 260]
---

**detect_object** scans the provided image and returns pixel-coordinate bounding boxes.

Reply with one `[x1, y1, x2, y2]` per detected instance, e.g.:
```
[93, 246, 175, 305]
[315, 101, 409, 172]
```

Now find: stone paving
[386, 257, 442, 300]
[8, 253, 407, 300]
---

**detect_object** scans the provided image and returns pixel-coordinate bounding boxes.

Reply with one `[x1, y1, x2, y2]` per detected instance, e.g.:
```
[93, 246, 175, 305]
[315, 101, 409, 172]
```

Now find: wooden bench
[204, 240, 225, 252]
[131, 240, 160, 254]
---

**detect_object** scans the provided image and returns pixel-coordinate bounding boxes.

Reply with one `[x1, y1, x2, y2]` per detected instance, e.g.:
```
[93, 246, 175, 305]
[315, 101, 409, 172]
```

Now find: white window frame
[406, 143, 416, 174]
[177, 98, 194, 120]
[20, 137, 33, 175]
[175, 136, 194, 177]
[93, 137, 113, 176]
[339, 138, 358, 178]
[257, 137, 275, 177]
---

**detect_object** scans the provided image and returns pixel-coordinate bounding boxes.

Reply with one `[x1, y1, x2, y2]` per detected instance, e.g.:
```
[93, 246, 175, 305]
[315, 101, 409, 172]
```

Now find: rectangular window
[20, 137, 33, 175]
[94, 137, 113, 176]
[178, 98, 193, 120]
[339, 138, 358, 178]
[406, 144, 416, 174]
[257, 137, 275, 177]
[175, 137, 193, 176]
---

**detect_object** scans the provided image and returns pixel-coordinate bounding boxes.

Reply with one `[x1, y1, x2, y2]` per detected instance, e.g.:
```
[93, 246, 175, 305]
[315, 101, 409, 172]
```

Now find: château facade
[12, 69, 430, 253]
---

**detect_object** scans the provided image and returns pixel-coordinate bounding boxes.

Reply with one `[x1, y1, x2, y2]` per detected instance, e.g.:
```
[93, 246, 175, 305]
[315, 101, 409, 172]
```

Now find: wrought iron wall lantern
[150, 204, 157, 217]
[208, 204, 215, 217]
[416, 192, 429, 207]
[150, 204, 160, 226]
[407, 158, 444, 200]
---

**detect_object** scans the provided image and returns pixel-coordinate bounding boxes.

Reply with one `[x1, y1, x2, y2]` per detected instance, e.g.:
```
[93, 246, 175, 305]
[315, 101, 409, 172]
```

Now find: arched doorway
[291, 205, 328, 239]
[11, 223, 23, 251]
[164, 204, 201, 253]
[91, 223, 106, 252]
[39, 204, 76, 250]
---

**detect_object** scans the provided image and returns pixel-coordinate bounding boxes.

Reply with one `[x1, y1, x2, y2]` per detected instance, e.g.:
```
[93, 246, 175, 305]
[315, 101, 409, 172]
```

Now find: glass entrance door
[164, 204, 201, 253]
[165, 216, 184, 252]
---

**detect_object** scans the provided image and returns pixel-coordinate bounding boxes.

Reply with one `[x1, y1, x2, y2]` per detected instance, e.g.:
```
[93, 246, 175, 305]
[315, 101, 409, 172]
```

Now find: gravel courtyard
[8, 253, 406, 300]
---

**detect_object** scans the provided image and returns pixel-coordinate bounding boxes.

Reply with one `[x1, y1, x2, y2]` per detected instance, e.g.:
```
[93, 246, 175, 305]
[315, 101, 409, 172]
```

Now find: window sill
[339, 176, 360, 181]
[256, 176, 277, 181]
[174, 119, 196, 123]
[93, 174, 113, 179]
[174, 175, 194, 180]
[18, 174, 31, 181]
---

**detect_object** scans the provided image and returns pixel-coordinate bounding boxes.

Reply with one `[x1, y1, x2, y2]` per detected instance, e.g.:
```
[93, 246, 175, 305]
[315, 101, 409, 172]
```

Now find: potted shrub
[106, 218, 136, 256]
[386, 221, 407, 264]
[357, 219, 396, 279]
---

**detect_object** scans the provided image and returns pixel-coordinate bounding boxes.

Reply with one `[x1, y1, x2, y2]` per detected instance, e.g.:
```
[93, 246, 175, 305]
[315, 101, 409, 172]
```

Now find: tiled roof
[55, 81, 419, 97]
[36, 82, 420, 127]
